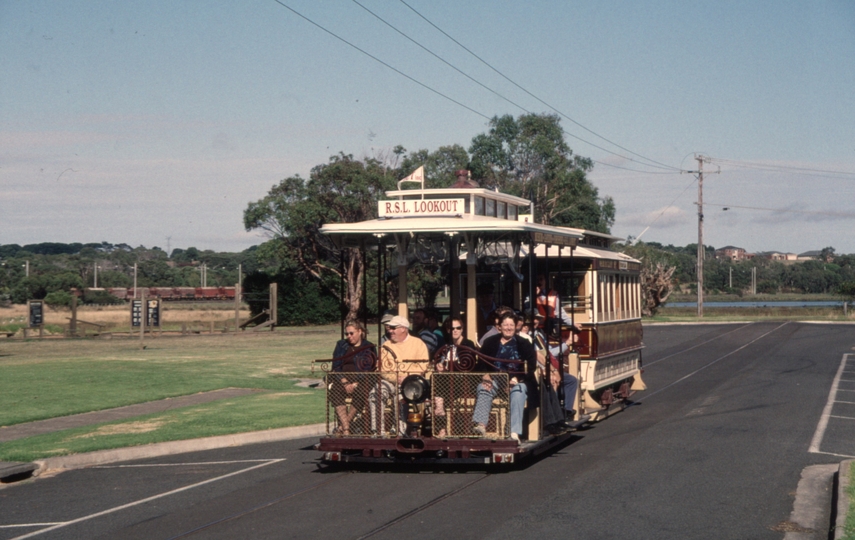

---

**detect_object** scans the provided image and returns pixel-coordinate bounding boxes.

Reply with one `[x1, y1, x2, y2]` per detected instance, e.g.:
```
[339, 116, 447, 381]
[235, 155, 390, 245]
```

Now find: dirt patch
[769, 520, 813, 533]
[70, 420, 170, 439]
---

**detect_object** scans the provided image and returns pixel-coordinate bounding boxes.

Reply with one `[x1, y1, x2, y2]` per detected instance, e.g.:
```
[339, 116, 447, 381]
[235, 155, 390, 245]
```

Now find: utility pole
[688, 154, 718, 318]
[696, 155, 705, 318]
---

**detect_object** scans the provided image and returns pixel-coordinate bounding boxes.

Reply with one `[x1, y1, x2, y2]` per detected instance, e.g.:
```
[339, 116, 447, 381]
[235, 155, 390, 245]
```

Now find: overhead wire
[349, 0, 682, 176]
[269, 0, 490, 121]
[632, 176, 698, 243]
[703, 202, 855, 219]
[708, 157, 855, 179]
[397, 0, 684, 173]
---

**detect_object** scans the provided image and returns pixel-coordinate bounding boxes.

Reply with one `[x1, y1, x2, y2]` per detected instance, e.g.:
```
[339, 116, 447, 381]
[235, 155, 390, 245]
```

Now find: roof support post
[463, 233, 478, 343]
[395, 234, 409, 319]
[448, 234, 460, 319]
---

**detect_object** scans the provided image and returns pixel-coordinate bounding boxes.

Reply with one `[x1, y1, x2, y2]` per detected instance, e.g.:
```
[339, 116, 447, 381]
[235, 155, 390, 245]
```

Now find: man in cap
[379, 315, 430, 382]
[369, 315, 430, 435]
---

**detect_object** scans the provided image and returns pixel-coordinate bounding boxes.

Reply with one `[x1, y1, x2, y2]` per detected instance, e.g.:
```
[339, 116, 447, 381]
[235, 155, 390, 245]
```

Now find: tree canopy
[468, 113, 614, 232]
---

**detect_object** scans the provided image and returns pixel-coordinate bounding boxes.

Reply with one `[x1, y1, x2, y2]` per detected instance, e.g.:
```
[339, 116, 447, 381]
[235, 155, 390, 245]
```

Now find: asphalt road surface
[2, 322, 853, 540]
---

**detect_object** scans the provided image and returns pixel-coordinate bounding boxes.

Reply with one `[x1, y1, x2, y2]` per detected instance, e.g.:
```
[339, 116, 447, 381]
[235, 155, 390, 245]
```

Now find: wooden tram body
[314, 179, 644, 465]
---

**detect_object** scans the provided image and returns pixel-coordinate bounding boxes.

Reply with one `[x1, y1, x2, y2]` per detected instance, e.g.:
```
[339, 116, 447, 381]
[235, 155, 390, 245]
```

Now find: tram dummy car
[314, 171, 645, 466]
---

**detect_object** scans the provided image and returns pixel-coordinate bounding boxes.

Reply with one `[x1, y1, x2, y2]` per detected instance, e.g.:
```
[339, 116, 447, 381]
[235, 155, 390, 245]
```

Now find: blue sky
[2, 1, 854, 254]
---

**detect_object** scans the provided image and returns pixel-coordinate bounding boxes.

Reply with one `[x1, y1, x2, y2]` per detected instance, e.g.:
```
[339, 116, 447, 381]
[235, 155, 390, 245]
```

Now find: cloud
[619, 205, 690, 229]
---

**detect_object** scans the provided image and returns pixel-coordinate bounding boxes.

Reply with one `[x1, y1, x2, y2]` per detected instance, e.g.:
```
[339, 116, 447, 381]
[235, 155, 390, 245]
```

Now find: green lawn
[845, 461, 855, 540]
[0, 386, 326, 462]
[0, 327, 340, 460]
[649, 306, 853, 323]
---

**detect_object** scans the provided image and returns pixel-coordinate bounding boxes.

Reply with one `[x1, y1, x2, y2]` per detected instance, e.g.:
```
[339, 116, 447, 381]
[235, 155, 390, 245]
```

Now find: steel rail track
[165, 472, 349, 539]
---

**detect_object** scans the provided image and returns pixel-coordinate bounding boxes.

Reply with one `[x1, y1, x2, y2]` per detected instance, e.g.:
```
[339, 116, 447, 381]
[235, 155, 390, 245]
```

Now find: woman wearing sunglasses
[330, 320, 375, 435]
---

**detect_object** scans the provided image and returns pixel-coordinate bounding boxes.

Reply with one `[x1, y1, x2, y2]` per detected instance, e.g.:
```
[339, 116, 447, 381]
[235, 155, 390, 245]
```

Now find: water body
[665, 301, 845, 308]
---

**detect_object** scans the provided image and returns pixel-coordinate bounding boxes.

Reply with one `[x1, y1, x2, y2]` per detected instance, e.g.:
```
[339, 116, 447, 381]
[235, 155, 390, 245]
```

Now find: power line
[704, 202, 855, 219]
[398, 0, 683, 173]
[709, 157, 855, 179]
[632, 176, 698, 243]
[351, 0, 681, 175]
[272, 0, 681, 178]
[270, 0, 490, 120]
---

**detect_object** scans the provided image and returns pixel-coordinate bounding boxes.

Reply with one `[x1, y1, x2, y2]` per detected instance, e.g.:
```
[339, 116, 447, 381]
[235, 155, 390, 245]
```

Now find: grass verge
[845, 461, 855, 540]
[0, 328, 338, 427]
[0, 382, 326, 462]
[649, 307, 854, 323]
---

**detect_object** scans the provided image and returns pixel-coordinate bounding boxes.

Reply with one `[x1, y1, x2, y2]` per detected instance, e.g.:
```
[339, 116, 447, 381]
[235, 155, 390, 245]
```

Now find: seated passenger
[474, 312, 539, 441]
[531, 313, 582, 423]
[475, 312, 570, 440]
[369, 315, 430, 435]
[428, 316, 476, 437]
[412, 308, 439, 357]
[330, 321, 375, 435]
[440, 315, 478, 353]
[478, 306, 513, 347]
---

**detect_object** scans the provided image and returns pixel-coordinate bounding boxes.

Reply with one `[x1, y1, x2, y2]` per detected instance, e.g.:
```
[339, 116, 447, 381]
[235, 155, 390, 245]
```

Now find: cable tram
[314, 171, 645, 466]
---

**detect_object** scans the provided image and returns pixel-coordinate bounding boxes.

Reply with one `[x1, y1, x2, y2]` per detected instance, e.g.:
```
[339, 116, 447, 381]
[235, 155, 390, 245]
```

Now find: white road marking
[812, 449, 855, 459]
[640, 322, 789, 401]
[835, 400, 855, 405]
[10, 459, 284, 539]
[829, 415, 855, 420]
[644, 323, 754, 367]
[808, 354, 851, 454]
[0, 524, 63, 529]
[92, 459, 278, 468]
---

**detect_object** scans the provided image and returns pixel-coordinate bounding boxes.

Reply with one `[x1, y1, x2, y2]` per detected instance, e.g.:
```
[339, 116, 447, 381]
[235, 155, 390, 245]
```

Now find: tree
[468, 113, 614, 232]
[244, 154, 395, 321]
[620, 241, 677, 316]
[399, 144, 470, 188]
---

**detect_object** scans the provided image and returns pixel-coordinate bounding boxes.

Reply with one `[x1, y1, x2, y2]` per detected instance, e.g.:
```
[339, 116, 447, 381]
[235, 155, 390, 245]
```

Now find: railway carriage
[314, 173, 644, 466]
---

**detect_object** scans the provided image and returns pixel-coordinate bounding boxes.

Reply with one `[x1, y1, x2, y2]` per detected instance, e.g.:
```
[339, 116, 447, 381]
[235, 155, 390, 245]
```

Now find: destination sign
[531, 232, 578, 248]
[379, 198, 465, 217]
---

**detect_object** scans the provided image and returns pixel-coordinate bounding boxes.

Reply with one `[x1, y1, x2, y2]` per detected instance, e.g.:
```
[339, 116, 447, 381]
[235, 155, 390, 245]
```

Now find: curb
[32, 423, 327, 474]
[836, 459, 853, 540]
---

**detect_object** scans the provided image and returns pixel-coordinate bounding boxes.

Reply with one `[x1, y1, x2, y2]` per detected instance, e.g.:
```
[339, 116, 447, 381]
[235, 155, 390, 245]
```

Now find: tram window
[497, 201, 507, 219]
[486, 198, 496, 217]
[508, 205, 518, 220]
[475, 196, 485, 216]
[465, 197, 471, 214]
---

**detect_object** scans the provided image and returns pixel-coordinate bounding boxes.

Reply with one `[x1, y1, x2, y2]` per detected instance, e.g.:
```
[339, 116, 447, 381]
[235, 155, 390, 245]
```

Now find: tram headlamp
[400, 375, 430, 404]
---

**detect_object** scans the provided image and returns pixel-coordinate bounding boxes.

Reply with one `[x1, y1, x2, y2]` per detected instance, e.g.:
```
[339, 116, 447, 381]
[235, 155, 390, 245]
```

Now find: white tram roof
[321, 186, 586, 246]
[525, 243, 640, 264]
[322, 214, 582, 239]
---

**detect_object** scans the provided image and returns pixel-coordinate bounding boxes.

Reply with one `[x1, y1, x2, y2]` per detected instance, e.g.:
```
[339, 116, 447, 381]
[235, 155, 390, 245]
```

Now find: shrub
[44, 291, 73, 307]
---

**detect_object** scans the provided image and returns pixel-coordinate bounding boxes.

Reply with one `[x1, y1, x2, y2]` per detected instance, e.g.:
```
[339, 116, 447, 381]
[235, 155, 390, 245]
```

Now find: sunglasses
[451, 326, 463, 330]
[345, 331, 358, 336]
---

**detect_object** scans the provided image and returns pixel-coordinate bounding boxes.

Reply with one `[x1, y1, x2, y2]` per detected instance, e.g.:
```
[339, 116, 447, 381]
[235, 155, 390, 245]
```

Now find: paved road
[1, 322, 853, 540]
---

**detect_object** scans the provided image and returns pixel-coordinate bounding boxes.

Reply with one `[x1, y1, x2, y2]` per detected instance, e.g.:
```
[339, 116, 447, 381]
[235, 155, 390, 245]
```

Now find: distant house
[798, 250, 821, 261]
[714, 246, 752, 261]
[756, 251, 798, 262]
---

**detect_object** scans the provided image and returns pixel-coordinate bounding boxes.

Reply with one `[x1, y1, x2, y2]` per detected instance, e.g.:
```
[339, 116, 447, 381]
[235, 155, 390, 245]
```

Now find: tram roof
[525, 243, 640, 264]
[321, 214, 584, 245]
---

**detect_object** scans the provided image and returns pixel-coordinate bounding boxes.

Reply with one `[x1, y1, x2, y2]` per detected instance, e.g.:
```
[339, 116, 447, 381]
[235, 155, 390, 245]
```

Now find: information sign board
[131, 299, 143, 327]
[28, 300, 44, 328]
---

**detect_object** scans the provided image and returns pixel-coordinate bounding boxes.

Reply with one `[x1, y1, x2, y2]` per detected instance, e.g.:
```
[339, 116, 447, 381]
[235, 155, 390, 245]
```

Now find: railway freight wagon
[314, 170, 645, 466]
